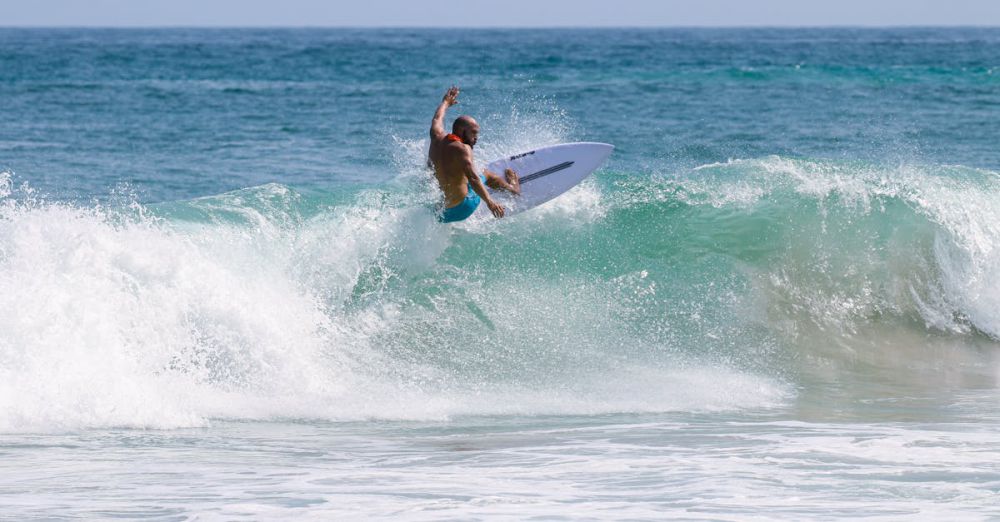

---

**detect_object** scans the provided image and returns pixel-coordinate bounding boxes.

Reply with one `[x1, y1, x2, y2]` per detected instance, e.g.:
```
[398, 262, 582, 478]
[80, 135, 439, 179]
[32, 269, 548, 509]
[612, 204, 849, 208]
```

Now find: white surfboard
[474, 142, 614, 217]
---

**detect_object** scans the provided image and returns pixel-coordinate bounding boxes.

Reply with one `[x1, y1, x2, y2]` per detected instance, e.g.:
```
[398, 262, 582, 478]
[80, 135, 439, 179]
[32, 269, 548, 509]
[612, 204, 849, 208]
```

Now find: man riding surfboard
[429, 86, 520, 222]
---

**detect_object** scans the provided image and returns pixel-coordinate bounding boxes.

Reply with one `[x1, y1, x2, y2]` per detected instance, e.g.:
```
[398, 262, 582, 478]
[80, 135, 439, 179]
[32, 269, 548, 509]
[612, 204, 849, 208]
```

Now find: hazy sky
[5, 0, 1000, 27]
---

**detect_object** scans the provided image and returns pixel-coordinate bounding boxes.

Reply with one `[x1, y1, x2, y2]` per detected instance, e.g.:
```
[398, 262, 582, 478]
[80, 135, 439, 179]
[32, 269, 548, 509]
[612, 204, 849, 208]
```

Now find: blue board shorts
[439, 175, 486, 223]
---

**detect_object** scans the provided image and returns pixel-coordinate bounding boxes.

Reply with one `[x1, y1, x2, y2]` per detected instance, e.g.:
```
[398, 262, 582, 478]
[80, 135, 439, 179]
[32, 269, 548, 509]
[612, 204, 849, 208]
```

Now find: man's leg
[485, 168, 521, 195]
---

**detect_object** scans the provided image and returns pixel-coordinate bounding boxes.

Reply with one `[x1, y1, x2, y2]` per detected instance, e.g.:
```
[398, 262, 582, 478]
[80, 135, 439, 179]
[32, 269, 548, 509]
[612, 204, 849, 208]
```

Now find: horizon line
[2, 24, 1000, 30]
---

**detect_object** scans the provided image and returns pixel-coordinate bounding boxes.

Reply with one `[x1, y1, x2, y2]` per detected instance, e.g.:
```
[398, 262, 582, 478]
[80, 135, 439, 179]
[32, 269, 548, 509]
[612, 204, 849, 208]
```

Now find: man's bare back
[429, 86, 520, 222]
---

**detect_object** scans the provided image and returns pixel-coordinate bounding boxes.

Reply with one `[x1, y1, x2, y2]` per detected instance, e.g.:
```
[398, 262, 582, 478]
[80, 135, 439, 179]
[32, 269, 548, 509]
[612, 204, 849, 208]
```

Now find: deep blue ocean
[2, 28, 1000, 520]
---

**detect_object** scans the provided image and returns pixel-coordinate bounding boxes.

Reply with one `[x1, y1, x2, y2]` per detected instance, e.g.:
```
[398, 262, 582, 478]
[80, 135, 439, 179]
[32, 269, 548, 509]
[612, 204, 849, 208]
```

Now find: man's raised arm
[430, 86, 460, 141]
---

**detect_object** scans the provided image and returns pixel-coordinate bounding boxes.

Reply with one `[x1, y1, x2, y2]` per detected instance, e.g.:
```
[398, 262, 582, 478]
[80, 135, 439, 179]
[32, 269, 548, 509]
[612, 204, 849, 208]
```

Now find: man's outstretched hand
[443, 86, 460, 107]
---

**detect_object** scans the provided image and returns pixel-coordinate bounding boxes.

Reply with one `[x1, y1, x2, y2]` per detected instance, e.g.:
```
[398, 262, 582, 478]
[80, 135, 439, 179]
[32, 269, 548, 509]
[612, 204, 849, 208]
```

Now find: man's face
[463, 123, 480, 147]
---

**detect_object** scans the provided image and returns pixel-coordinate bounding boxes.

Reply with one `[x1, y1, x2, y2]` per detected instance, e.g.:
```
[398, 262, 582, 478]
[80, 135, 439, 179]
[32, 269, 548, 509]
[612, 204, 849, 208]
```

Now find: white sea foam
[4, 413, 999, 520]
[0, 172, 783, 433]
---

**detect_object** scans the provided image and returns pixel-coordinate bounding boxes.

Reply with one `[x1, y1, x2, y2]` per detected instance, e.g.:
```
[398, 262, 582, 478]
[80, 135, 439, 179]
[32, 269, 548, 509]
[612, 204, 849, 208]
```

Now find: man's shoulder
[432, 139, 470, 155]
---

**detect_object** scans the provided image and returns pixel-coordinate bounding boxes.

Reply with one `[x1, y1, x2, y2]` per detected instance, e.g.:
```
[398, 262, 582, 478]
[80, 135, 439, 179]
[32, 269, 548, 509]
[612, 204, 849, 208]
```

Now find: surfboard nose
[580, 142, 614, 162]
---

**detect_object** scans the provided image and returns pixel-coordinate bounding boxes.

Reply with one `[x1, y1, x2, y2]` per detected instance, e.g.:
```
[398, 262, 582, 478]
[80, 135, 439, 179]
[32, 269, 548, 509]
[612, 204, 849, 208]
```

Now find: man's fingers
[444, 86, 461, 105]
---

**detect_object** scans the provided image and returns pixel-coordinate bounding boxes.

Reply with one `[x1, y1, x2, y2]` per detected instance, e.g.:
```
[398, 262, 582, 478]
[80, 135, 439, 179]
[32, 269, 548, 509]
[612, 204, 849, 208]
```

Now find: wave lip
[621, 156, 1000, 341]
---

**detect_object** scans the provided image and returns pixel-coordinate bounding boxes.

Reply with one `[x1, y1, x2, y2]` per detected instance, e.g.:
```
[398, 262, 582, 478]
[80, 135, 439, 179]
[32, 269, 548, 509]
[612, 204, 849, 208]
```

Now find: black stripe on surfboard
[519, 161, 574, 184]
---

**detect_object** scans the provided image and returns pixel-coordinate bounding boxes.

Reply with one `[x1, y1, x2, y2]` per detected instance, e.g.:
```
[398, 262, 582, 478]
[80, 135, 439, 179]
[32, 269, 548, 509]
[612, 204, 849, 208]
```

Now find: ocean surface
[2, 27, 1000, 520]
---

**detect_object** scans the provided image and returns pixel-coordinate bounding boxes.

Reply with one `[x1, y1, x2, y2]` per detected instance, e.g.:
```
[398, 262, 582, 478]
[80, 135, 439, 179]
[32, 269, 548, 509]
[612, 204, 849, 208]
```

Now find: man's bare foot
[505, 168, 521, 195]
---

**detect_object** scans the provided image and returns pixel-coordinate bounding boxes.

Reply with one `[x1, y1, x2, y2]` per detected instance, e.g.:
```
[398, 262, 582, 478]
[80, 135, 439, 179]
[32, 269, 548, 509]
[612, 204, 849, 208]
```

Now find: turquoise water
[2, 28, 1000, 519]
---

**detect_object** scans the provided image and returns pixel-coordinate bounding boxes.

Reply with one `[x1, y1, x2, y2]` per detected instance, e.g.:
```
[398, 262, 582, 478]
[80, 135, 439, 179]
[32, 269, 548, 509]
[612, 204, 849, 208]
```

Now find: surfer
[429, 86, 520, 222]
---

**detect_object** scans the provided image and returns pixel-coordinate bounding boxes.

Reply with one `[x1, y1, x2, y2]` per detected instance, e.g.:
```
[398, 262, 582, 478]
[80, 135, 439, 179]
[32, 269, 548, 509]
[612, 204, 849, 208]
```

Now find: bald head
[452, 115, 480, 147]
[452, 115, 476, 134]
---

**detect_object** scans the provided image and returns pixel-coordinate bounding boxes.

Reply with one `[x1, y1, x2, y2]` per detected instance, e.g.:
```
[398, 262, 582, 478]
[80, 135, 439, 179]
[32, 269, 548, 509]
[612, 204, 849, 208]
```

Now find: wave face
[3, 153, 1000, 432]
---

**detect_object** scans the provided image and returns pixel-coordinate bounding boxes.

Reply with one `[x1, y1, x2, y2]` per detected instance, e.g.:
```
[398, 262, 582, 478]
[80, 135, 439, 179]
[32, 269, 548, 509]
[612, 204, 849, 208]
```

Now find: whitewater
[3, 27, 1000, 520]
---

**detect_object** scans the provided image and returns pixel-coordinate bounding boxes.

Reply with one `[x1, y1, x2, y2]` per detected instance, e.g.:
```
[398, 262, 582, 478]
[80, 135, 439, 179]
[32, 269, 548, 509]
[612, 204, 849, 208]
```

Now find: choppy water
[2, 28, 1000, 520]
